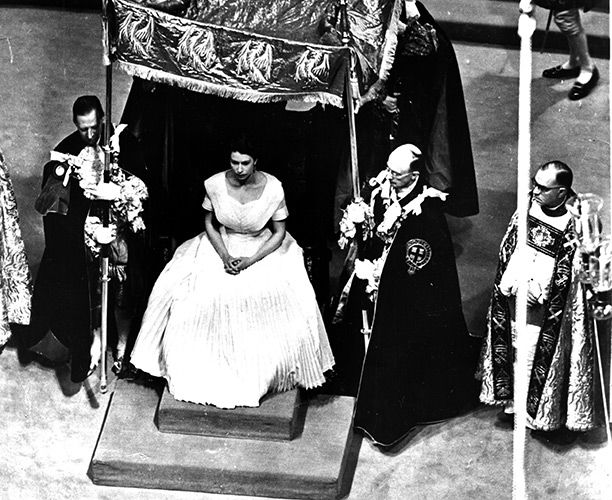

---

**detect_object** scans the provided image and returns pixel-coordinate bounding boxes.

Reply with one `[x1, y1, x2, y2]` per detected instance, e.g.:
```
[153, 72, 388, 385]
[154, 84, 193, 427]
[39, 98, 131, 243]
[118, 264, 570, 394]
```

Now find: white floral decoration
[354, 257, 385, 301]
[338, 197, 375, 249]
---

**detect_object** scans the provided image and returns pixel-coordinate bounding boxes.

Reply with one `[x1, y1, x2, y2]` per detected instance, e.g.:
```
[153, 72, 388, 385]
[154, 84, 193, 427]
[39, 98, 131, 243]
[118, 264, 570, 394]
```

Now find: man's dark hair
[540, 160, 573, 189]
[229, 133, 259, 160]
[72, 95, 104, 123]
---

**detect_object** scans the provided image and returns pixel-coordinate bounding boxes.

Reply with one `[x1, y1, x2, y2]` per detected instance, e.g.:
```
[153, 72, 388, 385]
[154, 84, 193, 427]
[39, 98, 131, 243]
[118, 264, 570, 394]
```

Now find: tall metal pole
[593, 320, 612, 443]
[514, 2, 536, 499]
[339, 0, 360, 199]
[609, 0, 612, 423]
[100, 0, 113, 393]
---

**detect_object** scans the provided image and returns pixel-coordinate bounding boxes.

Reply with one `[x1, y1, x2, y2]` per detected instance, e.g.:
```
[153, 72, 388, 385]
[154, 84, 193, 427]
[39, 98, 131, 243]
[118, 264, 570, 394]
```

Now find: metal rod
[361, 309, 371, 351]
[338, 0, 360, 199]
[99, 0, 113, 392]
[609, 2, 612, 422]
[99, 66, 112, 393]
[99, 257, 109, 393]
[514, 2, 536, 499]
[345, 51, 360, 200]
[593, 319, 612, 444]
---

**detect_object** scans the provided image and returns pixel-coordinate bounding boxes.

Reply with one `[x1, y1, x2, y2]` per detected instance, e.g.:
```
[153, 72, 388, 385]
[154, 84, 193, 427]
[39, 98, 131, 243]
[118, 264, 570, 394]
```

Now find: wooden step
[88, 380, 357, 499]
[156, 386, 303, 440]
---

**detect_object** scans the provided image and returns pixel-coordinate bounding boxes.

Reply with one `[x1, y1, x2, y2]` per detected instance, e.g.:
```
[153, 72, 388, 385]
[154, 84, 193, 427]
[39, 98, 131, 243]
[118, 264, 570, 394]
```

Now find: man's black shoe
[17, 346, 34, 366]
[116, 360, 138, 380]
[568, 67, 599, 101]
[542, 64, 580, 79]
[497, 410, 514, 425]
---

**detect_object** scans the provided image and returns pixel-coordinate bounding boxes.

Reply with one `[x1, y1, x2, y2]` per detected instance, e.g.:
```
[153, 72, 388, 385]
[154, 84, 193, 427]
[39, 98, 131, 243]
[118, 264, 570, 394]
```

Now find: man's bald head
[538, 160, 573, 190]
[387, 144, 422, 175]
[386, 144, 423, 190]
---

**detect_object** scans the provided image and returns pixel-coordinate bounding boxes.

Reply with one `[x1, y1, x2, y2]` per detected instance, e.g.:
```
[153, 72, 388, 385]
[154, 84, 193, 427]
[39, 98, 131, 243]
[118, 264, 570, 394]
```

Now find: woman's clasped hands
[222, 255, 253, 275]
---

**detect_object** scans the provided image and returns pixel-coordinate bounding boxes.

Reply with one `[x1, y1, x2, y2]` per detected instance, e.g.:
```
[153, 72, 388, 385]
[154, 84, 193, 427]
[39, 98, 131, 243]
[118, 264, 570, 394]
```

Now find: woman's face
[230, 151, 257, 181]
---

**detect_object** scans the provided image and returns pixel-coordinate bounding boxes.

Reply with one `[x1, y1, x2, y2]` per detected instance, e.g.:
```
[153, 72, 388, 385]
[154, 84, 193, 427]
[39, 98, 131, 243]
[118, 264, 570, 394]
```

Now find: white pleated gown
[130, 171, 334, 408]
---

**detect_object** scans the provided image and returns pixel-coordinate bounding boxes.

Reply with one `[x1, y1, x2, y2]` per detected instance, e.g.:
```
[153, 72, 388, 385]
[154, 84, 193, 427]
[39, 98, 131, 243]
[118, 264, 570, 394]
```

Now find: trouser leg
[507, 306, 542, 416]
[114, 305, 132, 362]
[555, 9, 594, 72]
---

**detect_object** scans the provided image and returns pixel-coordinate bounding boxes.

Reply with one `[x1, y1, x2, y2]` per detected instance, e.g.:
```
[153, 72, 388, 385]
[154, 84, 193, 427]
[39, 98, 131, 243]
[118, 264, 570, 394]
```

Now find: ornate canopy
[108, 0, 402, 107]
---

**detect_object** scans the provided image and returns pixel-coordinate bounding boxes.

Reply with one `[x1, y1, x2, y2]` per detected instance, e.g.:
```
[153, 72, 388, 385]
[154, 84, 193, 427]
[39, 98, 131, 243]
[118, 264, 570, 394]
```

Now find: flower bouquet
[338, 197, 375, 250]
[82, 125, 149, 257]
[354, 257, 385, 302]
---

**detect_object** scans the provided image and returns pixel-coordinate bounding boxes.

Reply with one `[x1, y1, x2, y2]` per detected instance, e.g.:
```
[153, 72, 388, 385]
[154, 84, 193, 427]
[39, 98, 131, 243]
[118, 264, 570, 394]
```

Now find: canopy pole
[514, 2, 536, 500]
[593, 319, 612, 443]
[609, 0, 612, 423]
[345, 51, 360, 199]
[100, 0, 113, 394]
[339, 0, 360, 199]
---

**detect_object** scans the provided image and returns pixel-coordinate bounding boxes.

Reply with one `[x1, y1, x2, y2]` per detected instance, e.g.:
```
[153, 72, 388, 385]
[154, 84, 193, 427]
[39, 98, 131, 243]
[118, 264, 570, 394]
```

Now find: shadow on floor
[531, 426, 611, 451]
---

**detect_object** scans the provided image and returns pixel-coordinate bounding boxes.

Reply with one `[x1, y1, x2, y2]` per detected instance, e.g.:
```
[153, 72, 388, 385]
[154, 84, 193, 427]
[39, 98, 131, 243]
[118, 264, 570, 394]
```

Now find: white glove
[94, 224, 117, 245]
[86, 182, 121, 201]
[405, 0, 420, 20]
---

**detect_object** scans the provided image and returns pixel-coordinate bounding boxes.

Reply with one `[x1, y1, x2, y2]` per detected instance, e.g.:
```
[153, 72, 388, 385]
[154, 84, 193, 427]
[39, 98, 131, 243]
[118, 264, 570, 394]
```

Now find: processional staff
[339, 0, 373, 349]
[609, 0, 612, 422]
[99, 0, 113, 393]
[516, 3, 612, 497]
[339, 0, 360, 200]
[514, 2, 536, 499]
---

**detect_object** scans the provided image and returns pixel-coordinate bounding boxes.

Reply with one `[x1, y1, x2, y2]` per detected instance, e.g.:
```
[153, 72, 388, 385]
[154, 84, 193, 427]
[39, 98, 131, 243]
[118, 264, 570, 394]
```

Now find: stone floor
[427, 0, 610, 59]
[0, 5, 611, 500]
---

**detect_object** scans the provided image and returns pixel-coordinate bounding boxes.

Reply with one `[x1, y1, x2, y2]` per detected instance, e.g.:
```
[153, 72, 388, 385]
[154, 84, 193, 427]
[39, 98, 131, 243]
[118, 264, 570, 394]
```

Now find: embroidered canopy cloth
[108, 0, 402, 107]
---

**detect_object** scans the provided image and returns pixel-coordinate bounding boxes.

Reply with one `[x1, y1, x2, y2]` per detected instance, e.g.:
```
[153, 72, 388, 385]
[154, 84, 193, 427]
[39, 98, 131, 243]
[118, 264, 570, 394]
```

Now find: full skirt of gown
[130, 226, 334, 408]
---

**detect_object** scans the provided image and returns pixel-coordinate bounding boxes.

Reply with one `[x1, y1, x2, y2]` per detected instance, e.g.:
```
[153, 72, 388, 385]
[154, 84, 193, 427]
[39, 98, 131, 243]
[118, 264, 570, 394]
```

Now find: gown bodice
[202, 171, 288, 235]
[131, 171, 333, 409]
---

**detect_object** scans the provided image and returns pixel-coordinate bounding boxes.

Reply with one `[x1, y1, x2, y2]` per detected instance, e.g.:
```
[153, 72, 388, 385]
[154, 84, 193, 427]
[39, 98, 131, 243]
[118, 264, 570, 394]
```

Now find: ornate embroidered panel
[0, 151, 32, 346]
[108, 0, 402, 106]
[527, 215, 564, 258]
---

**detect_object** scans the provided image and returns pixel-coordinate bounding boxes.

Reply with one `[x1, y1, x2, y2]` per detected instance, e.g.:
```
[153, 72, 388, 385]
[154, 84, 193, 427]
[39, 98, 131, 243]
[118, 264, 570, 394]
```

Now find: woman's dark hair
[72, 95, 104, 122]
[229, 134, 259, 160]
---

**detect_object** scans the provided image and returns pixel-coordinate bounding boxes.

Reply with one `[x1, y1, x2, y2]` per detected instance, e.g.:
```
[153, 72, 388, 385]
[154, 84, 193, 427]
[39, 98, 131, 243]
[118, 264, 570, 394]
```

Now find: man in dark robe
[341, 145, 479, 447]
[356, 0, 478, 218]
[21, 96, 148, 383]
[328, 2, 479, 407]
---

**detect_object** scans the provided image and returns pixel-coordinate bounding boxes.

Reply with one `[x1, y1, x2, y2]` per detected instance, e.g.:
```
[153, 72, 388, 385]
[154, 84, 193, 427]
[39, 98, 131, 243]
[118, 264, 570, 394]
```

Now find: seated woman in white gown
[130, 137, 334, 408]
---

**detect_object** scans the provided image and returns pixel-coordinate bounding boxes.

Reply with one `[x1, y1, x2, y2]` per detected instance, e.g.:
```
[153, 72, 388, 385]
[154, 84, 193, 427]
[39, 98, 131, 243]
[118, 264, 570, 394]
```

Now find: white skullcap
[387, 144, 422, 173]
